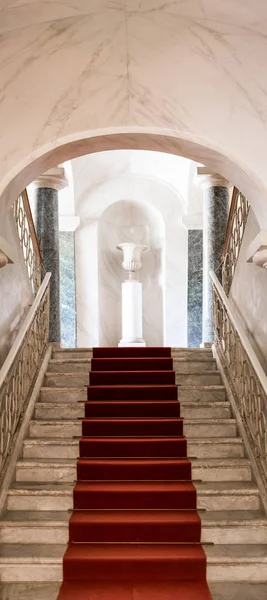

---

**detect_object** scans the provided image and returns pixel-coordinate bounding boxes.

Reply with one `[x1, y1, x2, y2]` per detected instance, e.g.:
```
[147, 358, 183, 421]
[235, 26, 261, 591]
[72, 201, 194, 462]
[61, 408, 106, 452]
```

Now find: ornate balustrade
[211, 271, 267, 486]
[0, 275, 51, 476]
[222, 188, 249, 296]
[14, 189, 43, 295]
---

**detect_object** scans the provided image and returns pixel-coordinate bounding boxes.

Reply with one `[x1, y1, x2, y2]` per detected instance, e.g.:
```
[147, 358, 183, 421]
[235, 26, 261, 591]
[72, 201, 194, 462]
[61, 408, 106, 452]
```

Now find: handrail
[221, 188, 249, 296]
[14, 190, 44, 295]
[21, 189, 42, 266]
[211, 269, 267, 484]
[0, 273, 51, 388]
[221, 187, 239, 260]
[210, 270, 267, 395]
[0, 273, 51, 475]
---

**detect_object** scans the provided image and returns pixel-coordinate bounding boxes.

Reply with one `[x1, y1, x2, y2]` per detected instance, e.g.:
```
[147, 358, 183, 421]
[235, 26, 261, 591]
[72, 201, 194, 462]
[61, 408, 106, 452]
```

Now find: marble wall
[230, 210, 267, 373]
[74, 171, 188, 348]
[59, 232, 76, 348]
[1, 0, 267, 233]
[98, 200, 164, 346]
[0, 211, 32, 366]
[187, 230, 203, 348]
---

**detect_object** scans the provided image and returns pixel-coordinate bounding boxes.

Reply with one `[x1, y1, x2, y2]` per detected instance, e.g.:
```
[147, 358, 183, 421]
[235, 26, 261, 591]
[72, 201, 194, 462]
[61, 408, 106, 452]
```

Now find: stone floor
[1, 582, 267, 600]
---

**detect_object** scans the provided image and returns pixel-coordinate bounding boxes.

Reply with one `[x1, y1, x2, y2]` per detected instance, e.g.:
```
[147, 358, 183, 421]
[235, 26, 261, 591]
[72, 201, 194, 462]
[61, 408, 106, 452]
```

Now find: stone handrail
[211, 270, 267, 488]
[0, 273, 51, 477]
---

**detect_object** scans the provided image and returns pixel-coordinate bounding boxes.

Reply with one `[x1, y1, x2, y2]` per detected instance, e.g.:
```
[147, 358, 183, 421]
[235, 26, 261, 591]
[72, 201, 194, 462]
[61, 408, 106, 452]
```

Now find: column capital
[32, 166, 68, 192]
[196, 167, 231, 190]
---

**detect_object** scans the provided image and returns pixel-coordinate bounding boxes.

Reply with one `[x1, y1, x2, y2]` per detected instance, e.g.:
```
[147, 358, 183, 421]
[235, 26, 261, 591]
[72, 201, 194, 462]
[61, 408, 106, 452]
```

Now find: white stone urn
[117, 243, 148, 280]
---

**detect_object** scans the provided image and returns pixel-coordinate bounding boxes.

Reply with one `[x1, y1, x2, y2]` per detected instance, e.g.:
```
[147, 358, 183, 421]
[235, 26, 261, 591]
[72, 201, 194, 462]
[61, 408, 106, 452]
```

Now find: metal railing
[222, 187, 249, 296]
[0, 274, 51, 476]
[14, 189, 43, 295]
[211, 270, 267, 486]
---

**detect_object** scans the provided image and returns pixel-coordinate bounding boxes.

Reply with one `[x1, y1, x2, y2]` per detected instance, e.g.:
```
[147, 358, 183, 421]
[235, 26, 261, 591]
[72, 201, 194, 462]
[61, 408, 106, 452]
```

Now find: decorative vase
[116, 243, 148, 280]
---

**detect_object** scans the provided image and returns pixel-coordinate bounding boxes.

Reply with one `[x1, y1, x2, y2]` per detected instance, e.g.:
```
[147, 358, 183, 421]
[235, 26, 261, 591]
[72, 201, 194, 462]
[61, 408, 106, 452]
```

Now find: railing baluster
[211, 271, 267, 486]
[222, 188, 249, 296]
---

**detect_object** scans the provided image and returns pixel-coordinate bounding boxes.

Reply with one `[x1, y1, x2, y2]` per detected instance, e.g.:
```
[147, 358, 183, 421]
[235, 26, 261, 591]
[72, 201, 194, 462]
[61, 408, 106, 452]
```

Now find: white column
[117, 243, 147, 347]
[119, 280, 146, 347]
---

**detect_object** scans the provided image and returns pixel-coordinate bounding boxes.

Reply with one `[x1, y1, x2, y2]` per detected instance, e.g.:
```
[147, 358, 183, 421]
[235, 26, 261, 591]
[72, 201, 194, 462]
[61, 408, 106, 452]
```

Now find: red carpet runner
[57, 347, 212, 599]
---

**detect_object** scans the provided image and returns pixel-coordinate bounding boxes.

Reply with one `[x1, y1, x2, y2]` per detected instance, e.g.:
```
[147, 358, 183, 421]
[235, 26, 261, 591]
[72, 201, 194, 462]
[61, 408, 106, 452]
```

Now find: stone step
[44, 373, 88, 387]
[1, 582, 267, 600]
[40, 385, 226, 404]
[34, 401, 232, 420]
[0, 510, 266, 545]
[16, 457, 252, 483]
[179, 386, 226, 402]
[206, 544, 267, 582]
[28, 418, 237, 439]
[48, 359, 91, 373]
[48, 357, 217, 374]
[0, 543, 266, 583]
[23, 437, 245, 460]
[0, 582, 61, 600]
[44, 371, 222, 388]
[53, 348, 92, 360]
[7, 482, 261, 512]
[52, 348, 213, 361]
[40, 388, 87, 403]
[0, 543, 64, 582]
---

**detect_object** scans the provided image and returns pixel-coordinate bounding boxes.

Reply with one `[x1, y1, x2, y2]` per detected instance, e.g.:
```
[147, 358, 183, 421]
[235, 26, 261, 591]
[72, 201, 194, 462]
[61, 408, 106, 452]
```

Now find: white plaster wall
[75, 173, 188, 347]
[0, 210, 33, 365]
[230, 210, 267, 372]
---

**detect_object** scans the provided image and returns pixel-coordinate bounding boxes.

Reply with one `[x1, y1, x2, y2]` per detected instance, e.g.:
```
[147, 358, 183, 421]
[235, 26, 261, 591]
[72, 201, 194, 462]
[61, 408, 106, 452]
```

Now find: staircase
[0, 346, 267, 599]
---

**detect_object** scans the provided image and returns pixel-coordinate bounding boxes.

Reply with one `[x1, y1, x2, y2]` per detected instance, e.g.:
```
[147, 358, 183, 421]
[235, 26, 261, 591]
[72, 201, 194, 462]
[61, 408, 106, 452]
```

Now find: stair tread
[1, 509, 265, 527]
[29, 418, 235, 424]
[64, 543, 206, 559]
[0, 543, 266, 563]
[50, 359, 91, 364]
[41, 385, 225, 391]
[18, 456, 250, 465]
[23, 436, 243, 445]
[9, 481, 260, 495]
[37, 401, 230, 407]
[0, 544, 66, 560]
[70, 510, 200, 524]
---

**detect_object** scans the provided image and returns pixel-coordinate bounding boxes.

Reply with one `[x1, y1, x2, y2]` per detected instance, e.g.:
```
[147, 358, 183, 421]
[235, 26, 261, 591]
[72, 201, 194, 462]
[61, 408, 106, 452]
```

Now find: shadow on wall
[98, 199, 165, 346]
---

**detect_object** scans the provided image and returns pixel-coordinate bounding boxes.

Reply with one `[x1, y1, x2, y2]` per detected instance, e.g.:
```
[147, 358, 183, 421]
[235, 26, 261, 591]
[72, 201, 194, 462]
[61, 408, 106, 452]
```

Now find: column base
[118, 339, 146, 347]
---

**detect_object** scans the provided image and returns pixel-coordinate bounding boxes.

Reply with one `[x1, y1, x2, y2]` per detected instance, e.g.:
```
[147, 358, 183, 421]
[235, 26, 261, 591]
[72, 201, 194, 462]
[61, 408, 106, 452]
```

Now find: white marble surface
[99, 199, 164, 346]
[1, 582, 267, 600]
[1, 1, 267, 231]
[230, 209, 267, 374]
[0, 211, 32, 366]
[75, 164, 188, 347]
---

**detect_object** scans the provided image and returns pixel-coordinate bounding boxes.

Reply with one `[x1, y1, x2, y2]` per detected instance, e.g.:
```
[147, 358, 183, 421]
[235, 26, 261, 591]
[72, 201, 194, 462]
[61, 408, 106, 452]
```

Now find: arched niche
[98, 199, 165, 346]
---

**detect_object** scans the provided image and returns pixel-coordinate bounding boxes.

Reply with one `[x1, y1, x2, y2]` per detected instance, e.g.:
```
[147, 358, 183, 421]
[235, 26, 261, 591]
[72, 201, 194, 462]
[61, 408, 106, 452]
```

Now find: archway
[1, 129, 266, 228]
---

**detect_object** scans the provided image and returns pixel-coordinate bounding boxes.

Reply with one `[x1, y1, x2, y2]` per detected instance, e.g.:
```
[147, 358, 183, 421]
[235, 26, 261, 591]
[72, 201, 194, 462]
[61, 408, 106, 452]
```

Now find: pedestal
[119, 280, 146, 347]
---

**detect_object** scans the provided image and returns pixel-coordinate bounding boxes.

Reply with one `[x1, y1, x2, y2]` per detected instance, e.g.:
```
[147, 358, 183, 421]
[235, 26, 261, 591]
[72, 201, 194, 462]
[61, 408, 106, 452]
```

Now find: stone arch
[1, 129, 266, 229]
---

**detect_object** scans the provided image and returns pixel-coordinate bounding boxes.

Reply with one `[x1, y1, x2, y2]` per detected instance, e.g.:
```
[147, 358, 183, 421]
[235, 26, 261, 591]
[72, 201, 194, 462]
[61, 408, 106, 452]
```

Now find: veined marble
[59, 232, 76, 348]
[75, 169, 188, 348]
[1, 2, 267, 232]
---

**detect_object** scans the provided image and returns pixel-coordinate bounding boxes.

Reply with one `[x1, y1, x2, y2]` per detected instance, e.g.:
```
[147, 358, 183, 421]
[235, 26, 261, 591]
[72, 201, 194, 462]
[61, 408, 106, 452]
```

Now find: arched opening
[1, 129, 266, 227]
